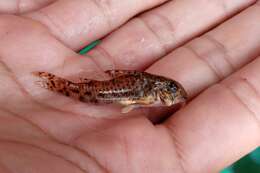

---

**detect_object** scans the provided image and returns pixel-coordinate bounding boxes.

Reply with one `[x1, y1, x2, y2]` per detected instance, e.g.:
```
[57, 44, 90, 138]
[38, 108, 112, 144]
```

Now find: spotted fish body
[33, 70, 187, 113]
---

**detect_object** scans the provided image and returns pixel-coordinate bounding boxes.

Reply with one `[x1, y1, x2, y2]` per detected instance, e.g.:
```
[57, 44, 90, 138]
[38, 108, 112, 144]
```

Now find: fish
[32, 70, 187, 113]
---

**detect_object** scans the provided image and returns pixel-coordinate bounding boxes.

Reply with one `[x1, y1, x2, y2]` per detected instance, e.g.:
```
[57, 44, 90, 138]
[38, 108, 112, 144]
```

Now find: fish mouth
[175, 95, 187, 104]
[182, 95, 188, 101]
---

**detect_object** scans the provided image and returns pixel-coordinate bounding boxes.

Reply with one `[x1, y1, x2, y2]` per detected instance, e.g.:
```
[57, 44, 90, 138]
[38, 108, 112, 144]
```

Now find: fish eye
[168, 82, 178, 92]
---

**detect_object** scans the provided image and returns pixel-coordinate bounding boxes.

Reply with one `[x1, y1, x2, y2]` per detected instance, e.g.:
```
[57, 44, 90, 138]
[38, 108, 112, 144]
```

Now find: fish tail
[32, 71, 81, 98]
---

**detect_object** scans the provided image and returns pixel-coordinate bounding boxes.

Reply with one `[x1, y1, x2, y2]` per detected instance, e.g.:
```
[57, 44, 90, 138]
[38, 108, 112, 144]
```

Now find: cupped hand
[0, 1, 259, 173]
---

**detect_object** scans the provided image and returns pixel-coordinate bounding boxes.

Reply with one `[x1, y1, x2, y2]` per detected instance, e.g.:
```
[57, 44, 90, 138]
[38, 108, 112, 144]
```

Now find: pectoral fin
[121, 105, 138, 114]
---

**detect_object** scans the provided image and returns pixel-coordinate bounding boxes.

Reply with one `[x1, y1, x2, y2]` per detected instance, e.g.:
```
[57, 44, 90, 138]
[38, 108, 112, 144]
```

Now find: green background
[221, 148, 260, 173]
[80, 42, 260, 173]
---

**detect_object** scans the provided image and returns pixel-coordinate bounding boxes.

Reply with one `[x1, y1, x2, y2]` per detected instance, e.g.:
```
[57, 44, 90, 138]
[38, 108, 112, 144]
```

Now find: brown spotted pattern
[33, 70, 187, 110]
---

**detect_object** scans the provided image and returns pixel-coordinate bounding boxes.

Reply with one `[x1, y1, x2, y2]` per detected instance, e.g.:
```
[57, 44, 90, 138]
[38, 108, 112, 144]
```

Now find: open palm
[0, 1, 259, 173]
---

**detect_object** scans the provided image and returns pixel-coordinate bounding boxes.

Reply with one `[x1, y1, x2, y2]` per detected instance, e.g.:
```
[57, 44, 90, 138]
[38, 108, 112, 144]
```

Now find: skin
[0, 0, 259, 173]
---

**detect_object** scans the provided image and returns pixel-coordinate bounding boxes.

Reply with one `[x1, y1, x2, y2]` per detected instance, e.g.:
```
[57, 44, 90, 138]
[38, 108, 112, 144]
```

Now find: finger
[163, 56, 260, 173]
[0, 14, 122, 146]
[143, 2, 260, 122]
[147, 2, 260, 98]
[86, 0, 255, 70]
[0, 14, 164, 129]
[3, 0, 260, 121]
[25, 0, 169, 50]
[0, 0, 55, 14]
[0, 15, 78, 75]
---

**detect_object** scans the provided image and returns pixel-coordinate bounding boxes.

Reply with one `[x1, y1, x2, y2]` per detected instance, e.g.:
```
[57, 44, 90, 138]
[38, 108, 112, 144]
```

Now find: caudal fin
[32, 71, 81, 98]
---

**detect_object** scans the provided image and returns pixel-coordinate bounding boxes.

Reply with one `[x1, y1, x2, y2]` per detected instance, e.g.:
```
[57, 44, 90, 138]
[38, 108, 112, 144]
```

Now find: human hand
[0, 1, 259, 173]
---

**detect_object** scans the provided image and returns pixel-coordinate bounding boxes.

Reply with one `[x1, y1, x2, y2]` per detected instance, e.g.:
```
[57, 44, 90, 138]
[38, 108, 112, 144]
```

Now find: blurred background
[221, 147, 260, 173]
[81, 42, 260, 173]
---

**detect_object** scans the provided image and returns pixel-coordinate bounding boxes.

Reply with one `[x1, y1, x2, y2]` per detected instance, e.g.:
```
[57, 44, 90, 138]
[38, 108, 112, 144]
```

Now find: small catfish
[33, 70, 188, 113]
